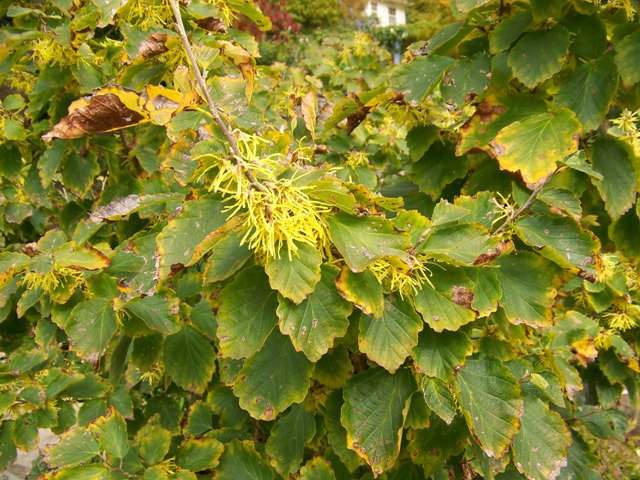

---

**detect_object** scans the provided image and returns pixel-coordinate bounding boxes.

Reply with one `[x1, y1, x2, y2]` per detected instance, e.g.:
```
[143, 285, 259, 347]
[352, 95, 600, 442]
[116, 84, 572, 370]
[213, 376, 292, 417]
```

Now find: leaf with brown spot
[196, 17, 228, 33]
[137, 33, 169, 59]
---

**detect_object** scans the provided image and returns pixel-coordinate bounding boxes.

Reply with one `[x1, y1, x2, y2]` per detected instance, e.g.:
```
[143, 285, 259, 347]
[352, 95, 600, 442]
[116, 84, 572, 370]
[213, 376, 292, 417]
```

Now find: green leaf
[156, 198, 228, 279]
[90, 409, 129, 459]
[494, 252, 560, 327]
[441, 53, 492, 107]
[464, 267, 502, 317]
[421, 376, 457, 425]
[0, 421, 17, 471]
[335, 266, 384, 317]
[341, 367, 415, 475]
[406, 415, 468, 475]
[277, 264, 352, 362]
[233, 332, 313, 421]
[456, 353, 523, 458]
[136, 421, 171, 465]
[508, 26, 571, 89]
[265, 403, 316, 475]
[185, 401, 213, 436]
[215, 439, 276, 480]
[265, 242, 322, 303]
[202, 224, 253, 284]
[413, 142, 469, 198]
[457, 92, 547, 155]
[217, 266, 278, 359]
[513, 214, 599, 276]
[67, 299, 117, 359]
[62, 152, 100, 196]
[126, 294, 181, 335]
[559, 150, 603, 181]
[299, 456, 337, 480]
[11, 415, 38, 451]
[490, 108, 581, 186]
[390, 55, 455, 106]
[359, 296, 423, 373]
[537, 188, 582, 220]
[554, 56, 618, 132]
[563, 12, 607, 60]
[45, 427, 100, 468]
[179, 437, 224, 472]
[406, 125, 437, 161]
[557, 433, 602, 480]
[591, 137, 638, 220]
[455, 0, 492, 13]
[327, 213, 411, 271]
[614, 28, 640, 87]
[420, 223, 499, 264]
[164, 325, 216, 394]
[512, 394, 571, 480]
[412, 328, 473, 379]
[489, 11, 533, 54]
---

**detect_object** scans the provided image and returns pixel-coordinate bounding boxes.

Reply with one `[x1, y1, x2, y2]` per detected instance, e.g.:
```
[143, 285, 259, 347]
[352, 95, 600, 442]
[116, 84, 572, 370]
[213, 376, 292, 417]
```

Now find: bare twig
[167, 0, 271, 197]
[492, 173, 555, 236]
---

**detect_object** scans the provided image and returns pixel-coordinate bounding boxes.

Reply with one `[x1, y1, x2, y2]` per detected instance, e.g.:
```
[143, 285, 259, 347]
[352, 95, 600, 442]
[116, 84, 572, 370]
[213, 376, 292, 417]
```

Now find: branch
[168, 0, 271, 198]
[492, 173, 554, 236]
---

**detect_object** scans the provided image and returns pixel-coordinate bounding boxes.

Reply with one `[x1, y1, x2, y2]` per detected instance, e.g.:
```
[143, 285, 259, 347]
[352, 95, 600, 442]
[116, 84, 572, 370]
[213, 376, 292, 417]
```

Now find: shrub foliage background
[1, 0, 640, 478]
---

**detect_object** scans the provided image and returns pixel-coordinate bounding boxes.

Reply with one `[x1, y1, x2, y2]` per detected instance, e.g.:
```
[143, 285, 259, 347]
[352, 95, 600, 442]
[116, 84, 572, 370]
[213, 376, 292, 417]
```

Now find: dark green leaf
[265, 403, 316, 475]
[164, 325, 216, 394]
[215, 439, 276, 480]
[421, 376, 457, 424]
[390, 55, 455, 105]
[67, 299, 117, 359]
[413, 328, 473, 379]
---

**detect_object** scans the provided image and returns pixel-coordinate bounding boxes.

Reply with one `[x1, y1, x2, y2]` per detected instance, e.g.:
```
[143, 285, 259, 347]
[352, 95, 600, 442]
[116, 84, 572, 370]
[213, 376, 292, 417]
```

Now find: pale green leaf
[508, 26, 571, 89]
[164, 325, 216, 394]
[421, 376, 457, 425]
[217, 266, 278, 359]
[456, 353, 523, 459]
[265, 403, 316, 475]
[335, 266, 384, 318]
[359, 296, 423, 373]
[67, 299, 117, 358]
[266, 242, 322, 304]
[513, 394, 571, 480]
[341, 367, 415, 475]
[126, 294, 181, 335]
[390, 55, 455, 105]
[233, 332, 313, 421]
[327, 213, 411, 271]
[155, 198, 227, 279]
[45, 428, 100, 468]
[420, 223, 499, 264]
[490, 108, 581, 186]
[277, 265, 352, 362]
[53, 243, 110, 270]
[513, 214, 600, 276]
[90, 410, 129, 459]
[178, 437, 224, 472]
[136, 422, 171, 465]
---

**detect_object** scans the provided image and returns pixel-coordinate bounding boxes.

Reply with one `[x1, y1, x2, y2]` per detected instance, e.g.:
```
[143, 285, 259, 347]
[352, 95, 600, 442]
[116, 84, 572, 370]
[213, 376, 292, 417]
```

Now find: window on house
[389, 7, 396, 25]
[371, 2, 377, 14]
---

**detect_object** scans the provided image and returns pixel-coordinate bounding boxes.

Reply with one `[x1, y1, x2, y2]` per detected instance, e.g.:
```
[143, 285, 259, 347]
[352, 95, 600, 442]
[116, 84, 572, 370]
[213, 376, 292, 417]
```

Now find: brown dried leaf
[137, 33, 169, 59]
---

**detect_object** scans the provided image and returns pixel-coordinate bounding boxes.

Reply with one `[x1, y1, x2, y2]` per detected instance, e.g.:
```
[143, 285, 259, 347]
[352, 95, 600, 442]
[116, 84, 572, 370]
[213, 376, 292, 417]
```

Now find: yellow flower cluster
[368, 255, 432, 298]
[21, 266, 85, 295]
[117, 0, 173, 29]
[610, 108, 640, 158]
[31, 38, 78, 68]
[203, 131, 331, 259]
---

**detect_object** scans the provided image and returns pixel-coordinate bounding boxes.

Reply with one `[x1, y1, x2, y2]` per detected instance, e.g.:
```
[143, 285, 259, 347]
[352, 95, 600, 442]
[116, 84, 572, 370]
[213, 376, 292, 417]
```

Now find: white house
[364, 0, 407, 27]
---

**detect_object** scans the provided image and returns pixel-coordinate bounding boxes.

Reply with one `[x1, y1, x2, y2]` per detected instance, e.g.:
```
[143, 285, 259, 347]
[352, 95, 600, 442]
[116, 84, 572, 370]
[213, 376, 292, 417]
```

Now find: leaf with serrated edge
[155, 198, 228, 279]
[164, 325, 216, 394]
[233, 332, 313, 421]
[136, 421, 171, 465]
[412, 327, 473, 378]
[265, 404, 316, 475]
[494, 252, 561, 327]
[327, 213, 411, 272]
[420, 223, 499, 264]
[67, 299, 117, 358]
[44, 428, 100, 468]
[513, 214, 600, 276]
[277, 265, 352, 362]
[266, 242, 322, 304]
[215, 439, 276, 480]
[464, 267, 501, 317]
[591, 137, 638, 220]
[513, 394, 571, 480]
[90, 409, 129, 459]
[359, 296, 423, 373]
[414, 283, 477, 332]
[490, 108, 581, 186]
[335, 266, 384, 317]
[341, 367, 415, 476]
[178, 437, 224, 472]
[217, 266, 278, 359]
[125, 294, 181, 335]
[421, 376, 457, 424]
[456, 353, 522, 459]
